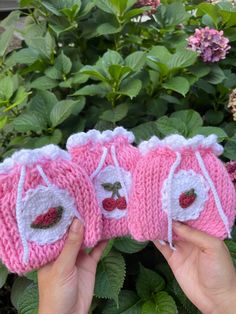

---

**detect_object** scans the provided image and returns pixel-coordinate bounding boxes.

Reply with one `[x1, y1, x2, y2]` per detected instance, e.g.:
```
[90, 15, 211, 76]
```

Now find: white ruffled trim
[0, 145, 70, 174]
[139, 134, 223, 156]
[66, 127, 135, 149]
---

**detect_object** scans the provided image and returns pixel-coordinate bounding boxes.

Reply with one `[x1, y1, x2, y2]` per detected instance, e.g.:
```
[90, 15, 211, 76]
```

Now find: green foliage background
[0, 0, 236, 313]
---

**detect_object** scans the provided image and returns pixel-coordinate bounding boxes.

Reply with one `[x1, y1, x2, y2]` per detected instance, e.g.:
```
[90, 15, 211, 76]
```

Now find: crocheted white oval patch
[93, 165, 132, 219]
[21, 185, 78, 244]
[162, 170, 210, 221]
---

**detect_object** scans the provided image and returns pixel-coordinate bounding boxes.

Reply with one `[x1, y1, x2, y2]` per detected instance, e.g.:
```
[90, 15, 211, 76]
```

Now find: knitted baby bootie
[0, 145, 101, 274]
[67, 127, 141, 239]
[128, 135, 236, 246]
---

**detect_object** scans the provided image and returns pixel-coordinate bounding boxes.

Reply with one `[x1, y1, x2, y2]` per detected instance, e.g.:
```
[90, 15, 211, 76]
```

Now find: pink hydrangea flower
[225, 161, 236, 189]
[136, 0, 160, 15]
[187, 27, 230, 62]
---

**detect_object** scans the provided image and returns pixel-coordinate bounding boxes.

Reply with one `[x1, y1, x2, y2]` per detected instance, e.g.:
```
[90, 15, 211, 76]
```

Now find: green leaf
[28, 91, 57, 123]
[73, 83, 110, 97]
[124, 7, 150, 20]
[45, 67, 62, 80]
[190, 127, 227, 142]
[102, 50, 123, 66]
[11, 277, 32, 309]
[225, 240, 236, 267]
[205, 110, 224, 126]
[0, 26, 14, 57]
[197, 3, 219, 27]
[113, 237, 148, 254]
[34, 129, 63, 147]
[94, 250, 126, 304]
[55, 51, 72, 75]
[30, 77, 58, 90]
[142, 291, 177, 314]
[165, 2, 190, 26]
[101, 240, 115, 259]
[18, 283, 38, 314]
[6, 48, 39, 66]
[205, 65, 226, 85]
[224, 135, 236, 160]
[0, 116, 8, 129]
[14, 112, 47, 132]
[0, 262, 8, 289]
[100, 103, 128, 123]
[171, 280, 200, 314]
[171, 110, 203, 134]
[189, 64, 211, 79]
[157, 116, 187, 137]
[136, 264, 165, 300]
[108, 65, 132, 81]
[162, 77, 190, 96]
[132, 122, 161, 144]
[50, 100, 84, 127]
[0, 10, 21, 28]
[96, 21, 121, 36]
[148, 46, 172, 64]
[80, 65, 108, 82]
[119, 79, 142, 99]
[0, 76, 14, 100]
[125, 51, 146, 72]
[168, 49, 198, 69]
[25, 32, 55, 60]
[25, 271, 38, 283]
[95, 0, 117, 14]
[102, 290, 142, 314]
[41, 1, 61, 16]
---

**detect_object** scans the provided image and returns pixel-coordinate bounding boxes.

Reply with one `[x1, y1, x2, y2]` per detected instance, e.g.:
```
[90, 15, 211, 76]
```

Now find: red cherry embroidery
[31, 206, 63, 229]
[116, 197, 127, 210]
[179, 189, 197, 208]
[102, 198, 116, 211]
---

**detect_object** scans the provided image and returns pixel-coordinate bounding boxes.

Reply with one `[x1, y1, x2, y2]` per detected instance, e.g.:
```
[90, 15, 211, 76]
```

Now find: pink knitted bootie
[0, 145, 101, 274]
[128, 135, 236, 246]
[67, 127, 141, 239]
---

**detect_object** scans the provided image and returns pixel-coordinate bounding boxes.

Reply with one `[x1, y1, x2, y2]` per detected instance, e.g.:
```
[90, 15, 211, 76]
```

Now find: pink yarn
[128, 137, 236, 242]
[67, 127, 141, 240]
[0, 146, 101, 274]
[0, 130, 235, 274]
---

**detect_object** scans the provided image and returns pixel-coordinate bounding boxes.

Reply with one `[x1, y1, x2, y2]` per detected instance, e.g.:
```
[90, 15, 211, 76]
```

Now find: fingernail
[71, 219, 82, 233]
[173, 221, 182, 228]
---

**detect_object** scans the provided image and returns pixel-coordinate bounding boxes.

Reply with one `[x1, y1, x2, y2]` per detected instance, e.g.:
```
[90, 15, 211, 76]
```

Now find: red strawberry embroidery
[116, 197, 127, 210]
[31, 206, 63, 229]
[102, 198, 116, 211]
[179, 189, 197, 208]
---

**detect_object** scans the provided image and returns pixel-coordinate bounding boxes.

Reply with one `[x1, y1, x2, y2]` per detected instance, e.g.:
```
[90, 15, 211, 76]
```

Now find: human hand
[153, 222, 236, 314]
[38, 219, 107, 314]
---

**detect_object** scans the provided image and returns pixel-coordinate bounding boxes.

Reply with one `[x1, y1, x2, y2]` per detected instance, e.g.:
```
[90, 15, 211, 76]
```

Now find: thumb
[173, 221, 221, 251]
[54, 219, 84, 274]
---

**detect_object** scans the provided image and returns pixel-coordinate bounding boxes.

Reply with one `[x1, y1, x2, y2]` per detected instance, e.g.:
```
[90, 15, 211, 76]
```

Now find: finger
[54, 219, 84, 273]
[153, 240, 173, 261]
[173, 221, 220, 251]
[90, 241, 108, 263]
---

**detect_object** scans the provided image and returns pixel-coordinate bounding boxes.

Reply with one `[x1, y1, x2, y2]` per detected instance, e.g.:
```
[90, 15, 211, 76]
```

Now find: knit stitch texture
[0, 145, 101, 274]
[128, 135, 236, 243]
[67, 127, 141, 239]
